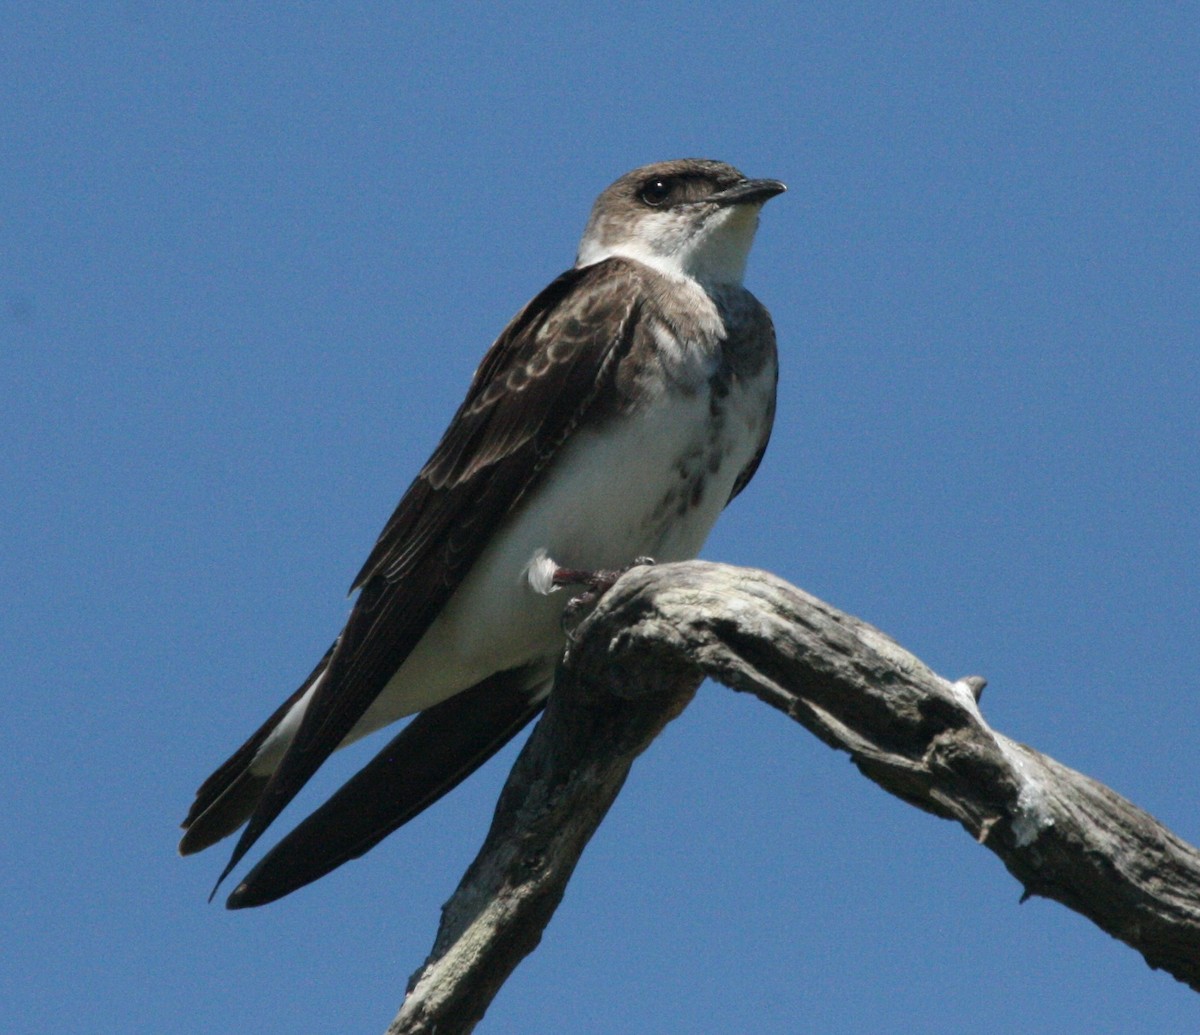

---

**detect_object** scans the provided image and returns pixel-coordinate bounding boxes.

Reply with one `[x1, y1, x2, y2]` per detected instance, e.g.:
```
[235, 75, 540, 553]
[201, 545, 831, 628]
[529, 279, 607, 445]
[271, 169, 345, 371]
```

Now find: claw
[554, 557, 655, 637]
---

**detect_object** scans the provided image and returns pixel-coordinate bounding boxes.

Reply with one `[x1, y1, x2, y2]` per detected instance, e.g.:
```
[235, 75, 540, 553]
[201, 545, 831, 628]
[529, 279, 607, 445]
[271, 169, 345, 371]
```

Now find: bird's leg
[554, 557, 655, 634]
[552, 555, 656, 594]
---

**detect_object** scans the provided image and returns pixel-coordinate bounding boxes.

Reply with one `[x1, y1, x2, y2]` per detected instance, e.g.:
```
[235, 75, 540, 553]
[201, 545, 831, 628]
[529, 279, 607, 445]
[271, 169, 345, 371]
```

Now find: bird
[180, 158, 786, 908]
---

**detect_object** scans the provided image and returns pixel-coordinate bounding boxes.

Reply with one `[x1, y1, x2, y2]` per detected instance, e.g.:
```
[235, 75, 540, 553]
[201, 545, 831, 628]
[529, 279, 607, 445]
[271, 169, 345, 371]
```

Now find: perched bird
[180, 158, 786, 907]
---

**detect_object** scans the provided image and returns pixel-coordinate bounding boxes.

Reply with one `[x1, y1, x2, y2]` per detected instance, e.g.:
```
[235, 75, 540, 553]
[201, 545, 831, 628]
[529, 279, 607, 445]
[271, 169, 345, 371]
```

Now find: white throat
[577, 203, 762, 289]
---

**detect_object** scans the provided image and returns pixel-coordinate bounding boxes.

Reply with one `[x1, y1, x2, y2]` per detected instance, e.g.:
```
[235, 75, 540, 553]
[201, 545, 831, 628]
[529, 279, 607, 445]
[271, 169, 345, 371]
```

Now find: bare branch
[388, 561, 1200, 1033]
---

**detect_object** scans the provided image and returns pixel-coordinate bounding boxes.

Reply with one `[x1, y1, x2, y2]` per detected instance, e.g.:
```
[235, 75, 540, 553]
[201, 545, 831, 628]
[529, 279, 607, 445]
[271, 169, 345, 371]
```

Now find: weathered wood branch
[388, 561, 1200, 1034]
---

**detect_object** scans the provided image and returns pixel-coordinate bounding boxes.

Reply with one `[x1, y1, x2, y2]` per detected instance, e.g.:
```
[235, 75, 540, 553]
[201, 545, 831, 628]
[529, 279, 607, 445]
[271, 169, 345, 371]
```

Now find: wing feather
[224, 668, 547, 908]
[210, 259, 648, 892]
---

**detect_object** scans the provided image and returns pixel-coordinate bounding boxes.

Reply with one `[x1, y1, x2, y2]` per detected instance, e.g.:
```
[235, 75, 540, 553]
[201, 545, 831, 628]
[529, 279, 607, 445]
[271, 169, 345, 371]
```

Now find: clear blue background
[4, 5, 1198, 1033]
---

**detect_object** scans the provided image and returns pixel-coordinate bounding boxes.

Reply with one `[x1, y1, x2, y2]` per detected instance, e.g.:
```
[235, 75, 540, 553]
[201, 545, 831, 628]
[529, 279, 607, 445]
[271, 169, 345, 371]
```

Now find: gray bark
[387, 561, 1200, 1034]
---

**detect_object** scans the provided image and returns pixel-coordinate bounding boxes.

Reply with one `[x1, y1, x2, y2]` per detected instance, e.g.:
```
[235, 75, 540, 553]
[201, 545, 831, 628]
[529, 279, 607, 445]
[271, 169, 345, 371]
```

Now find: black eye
[638, 178, 672, 207]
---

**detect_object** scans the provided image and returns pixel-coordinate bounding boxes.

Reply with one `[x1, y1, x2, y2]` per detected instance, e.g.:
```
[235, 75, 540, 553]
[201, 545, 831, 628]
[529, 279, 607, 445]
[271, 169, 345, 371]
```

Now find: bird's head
[576, 159, 786, 288]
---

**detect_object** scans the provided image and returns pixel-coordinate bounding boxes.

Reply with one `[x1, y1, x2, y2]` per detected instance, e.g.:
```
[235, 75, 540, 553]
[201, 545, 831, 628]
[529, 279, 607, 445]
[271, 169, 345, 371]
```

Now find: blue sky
[3, 4, 1199, 1033]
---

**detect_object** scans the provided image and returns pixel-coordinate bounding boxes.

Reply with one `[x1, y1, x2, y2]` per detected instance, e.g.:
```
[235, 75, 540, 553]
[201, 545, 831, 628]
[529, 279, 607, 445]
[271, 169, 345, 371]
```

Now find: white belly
[341, 363, 772, 742]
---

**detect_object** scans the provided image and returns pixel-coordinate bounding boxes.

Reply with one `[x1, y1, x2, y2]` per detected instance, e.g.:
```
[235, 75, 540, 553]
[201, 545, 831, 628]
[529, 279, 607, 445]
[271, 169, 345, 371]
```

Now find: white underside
[577, 203, 761, 290]
[252, 357, 773, 775]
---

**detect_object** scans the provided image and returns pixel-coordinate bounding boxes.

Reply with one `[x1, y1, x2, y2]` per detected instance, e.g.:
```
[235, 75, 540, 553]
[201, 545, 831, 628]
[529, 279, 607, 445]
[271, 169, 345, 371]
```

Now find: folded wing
[201, 260, 649, 895]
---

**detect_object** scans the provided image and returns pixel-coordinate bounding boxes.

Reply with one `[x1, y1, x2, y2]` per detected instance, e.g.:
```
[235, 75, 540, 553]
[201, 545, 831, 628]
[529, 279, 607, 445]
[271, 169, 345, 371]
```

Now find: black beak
[707, 178, 787, 207]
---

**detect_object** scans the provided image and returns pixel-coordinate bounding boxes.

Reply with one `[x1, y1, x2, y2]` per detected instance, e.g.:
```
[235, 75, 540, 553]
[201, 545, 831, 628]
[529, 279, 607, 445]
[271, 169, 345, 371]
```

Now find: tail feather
[224, 668, 548, 908]
[179, 770, 271, 856]
[178, 646, 333, 856]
